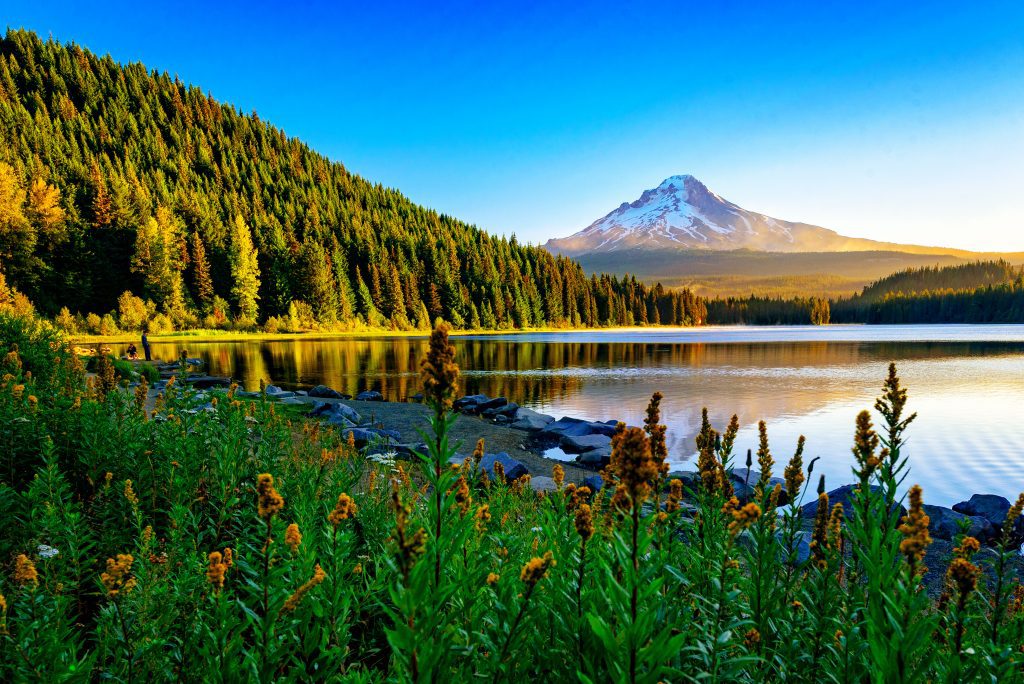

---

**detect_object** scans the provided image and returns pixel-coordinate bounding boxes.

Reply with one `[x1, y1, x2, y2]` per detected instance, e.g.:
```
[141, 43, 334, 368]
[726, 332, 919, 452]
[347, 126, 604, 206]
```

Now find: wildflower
[123, 479, 139, 507]
[552, 463, 564, 490]
[726, 559, 740, 570]
[493, 460, 506, 483]
[947, 557, 980, 597]
[575, 504, 594, 542]
[450, 475, 472, 515]
[609, 425, 657, 508]
[420, 322, 459, 413]
[37, 544, 59, 560]
[256, 473, 284, 520]
[101, 554, 136, 597]
[223, 547, 234, 568]
[285, 523, 302, 553]
[898, 485, 931, 572]
[834, 629, 844, 647]
[474, 504, 491, 533]
[328, 492, 357, 526]
[473, 438, 486, 466]
[104, 471, 113, 489]
[666, 478, 683, 513]
[827, 502, 844, 548]
[695, 409, 721, 494]
[954, 535, 980, 559]
[754, 421, 774, 497]
[1002, 492, 1024, 541]
[810, 493, 829, 568]
[520, 551, 555, 587]
[875, 363, 916, 450]
[141, 526, 154, 546]
[12, 383, 25, 399]
[611, 484, 631, 512]
[206, 551, 228, 590]
[852, 411, 880, 478]
[27, 395, 37, 411]
[368, 470, 377, 493]
[0, 591, 6, 635]
[791, 600, 803, 610]
[566, 484, 591, 512]
[743, 627, 761, 648]
[14, 554, 38, 587]
[487, 572, 500, 586]
[282, 564, 327, 612]
[729, 502, 761, 536]
[134, 376, 148, 411]
[644, 392, 669, 478]
[783, 436, 806, 500]
[353, 562, 363, 575]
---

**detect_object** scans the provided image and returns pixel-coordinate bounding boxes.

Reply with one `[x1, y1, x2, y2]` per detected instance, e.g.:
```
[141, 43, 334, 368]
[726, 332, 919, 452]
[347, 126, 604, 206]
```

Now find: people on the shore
[141, 329, 151, 361]
[126, 343, 138, 360]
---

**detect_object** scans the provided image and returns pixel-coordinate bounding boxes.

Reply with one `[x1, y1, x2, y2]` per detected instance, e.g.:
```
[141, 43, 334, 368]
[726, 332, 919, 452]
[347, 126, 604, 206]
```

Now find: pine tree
[229, 214, 261, 322]
[190, 230, 214, 312]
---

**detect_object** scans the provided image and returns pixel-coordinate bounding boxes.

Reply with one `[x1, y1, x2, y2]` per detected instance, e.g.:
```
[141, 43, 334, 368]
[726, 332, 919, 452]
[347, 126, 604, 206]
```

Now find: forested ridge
[0, 29, 706, 333]
[704, 261, 1024, 325]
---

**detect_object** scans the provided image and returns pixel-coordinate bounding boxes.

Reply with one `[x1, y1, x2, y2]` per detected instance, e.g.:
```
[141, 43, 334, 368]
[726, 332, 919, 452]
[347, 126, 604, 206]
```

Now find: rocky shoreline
[139, 361, 1023, 558]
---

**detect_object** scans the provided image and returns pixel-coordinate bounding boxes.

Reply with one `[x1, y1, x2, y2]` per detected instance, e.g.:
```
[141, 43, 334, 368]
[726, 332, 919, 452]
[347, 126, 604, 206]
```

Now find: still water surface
[113, 325, 1024, 507]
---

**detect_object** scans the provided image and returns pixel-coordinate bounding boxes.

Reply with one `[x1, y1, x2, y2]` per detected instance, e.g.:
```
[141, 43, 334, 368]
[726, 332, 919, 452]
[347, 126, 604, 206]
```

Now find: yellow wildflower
[783, 436, 806, 500]
[898, 484, 931, 571]
[472, 438, 485, 465]
[328, 492, 357, 526]
[101, 554, 136, 597]
[744, 627, 761, 648]
[206, 551, 228, 590]
[552, 463, 564, 490]
[124, 479, 139, 507]
[474, 503, 491, 533]
[520, 551, 555, 587]
[14, 554, 38, 587]
[285, 523, 302, 553]
[575, 503, 594, 542]
[282, 564, 327, 612]
[420, 322, 459, 412]
[487, 572, 500, 586]
[729, 502, 761, 536]
[256, 474, 284, 520]
[609, 424, 657, 508]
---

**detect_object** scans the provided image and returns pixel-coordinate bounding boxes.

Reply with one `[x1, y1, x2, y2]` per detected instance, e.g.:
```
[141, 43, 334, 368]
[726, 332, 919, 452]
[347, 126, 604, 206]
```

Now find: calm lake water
[111, 325, 1024, 507]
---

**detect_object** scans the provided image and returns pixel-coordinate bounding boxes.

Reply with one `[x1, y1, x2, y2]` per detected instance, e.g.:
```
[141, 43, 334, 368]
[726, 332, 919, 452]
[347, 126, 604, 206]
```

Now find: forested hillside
[852, 261, 1021, 303]
[0, 30, 705, 333]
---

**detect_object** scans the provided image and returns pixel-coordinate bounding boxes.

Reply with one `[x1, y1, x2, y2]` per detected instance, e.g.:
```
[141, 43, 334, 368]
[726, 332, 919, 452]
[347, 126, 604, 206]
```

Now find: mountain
[545, 174, 1008, 258]
[0, 29, 704, 331]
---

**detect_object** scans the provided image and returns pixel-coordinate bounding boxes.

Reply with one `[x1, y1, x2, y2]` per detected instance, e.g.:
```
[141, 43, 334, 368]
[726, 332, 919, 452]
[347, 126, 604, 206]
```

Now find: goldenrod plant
[2, 311, 1024, 681]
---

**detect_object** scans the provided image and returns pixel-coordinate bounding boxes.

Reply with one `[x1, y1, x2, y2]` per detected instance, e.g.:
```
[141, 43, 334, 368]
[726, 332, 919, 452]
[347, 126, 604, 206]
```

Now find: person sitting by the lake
[141, 329, 151, 361]
[126, 343, 138, 360]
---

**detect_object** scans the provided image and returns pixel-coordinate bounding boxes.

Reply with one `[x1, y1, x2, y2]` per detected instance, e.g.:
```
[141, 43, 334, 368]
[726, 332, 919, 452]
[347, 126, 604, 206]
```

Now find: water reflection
[111, 333, 1024, 506]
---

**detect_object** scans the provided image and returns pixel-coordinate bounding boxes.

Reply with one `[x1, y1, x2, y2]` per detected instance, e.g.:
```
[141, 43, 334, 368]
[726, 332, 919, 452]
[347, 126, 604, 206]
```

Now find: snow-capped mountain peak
[545, 175, 863, 256]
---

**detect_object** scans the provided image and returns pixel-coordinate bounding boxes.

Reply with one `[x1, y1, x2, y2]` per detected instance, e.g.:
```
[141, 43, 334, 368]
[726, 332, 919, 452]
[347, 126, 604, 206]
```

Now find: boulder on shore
[309, 401, 362, 425]
[560, 433, 612, 454]
[355, 390, 384, 402]
[479, 452, 529, 481]
[539, 417, 618, 439]
[342, 427, 400, 447]
[509, 408, 555, 432]
[582, 474, 604, 493]
[923, 504, 994, 542]
[801, 484, 905, 519]
[308, 384, 347, 399]
[577, 446, 611, 468]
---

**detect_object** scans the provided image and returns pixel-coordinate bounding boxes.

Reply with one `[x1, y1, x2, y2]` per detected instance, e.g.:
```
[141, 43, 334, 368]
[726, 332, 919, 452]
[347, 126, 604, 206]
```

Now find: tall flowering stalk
[419, 322, 460, 588]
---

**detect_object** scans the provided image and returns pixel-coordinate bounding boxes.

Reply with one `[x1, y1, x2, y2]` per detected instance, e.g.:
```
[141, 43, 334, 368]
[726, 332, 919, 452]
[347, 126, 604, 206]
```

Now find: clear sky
[6, 1, 1024, 251]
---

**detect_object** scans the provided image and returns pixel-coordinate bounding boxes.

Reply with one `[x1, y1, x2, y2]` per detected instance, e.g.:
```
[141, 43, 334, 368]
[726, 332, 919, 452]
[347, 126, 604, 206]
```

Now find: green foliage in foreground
[2, 311, 1024, 682]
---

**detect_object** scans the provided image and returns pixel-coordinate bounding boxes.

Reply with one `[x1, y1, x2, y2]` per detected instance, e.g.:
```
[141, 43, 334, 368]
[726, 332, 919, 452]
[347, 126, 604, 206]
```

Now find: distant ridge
[545, 175, 1023, 260]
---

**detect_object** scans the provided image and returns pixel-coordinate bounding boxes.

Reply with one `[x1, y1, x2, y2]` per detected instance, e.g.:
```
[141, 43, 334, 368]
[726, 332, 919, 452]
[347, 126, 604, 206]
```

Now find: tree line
[0, 30, 706, 334]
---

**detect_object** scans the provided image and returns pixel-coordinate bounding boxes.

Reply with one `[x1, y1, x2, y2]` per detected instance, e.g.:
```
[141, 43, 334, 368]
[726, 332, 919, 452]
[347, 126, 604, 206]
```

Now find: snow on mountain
[544, 175, 886, 256]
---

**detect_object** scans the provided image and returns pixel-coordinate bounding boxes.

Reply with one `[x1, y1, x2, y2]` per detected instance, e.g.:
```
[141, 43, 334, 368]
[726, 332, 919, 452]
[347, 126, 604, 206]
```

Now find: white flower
[37, 544, 59, 559]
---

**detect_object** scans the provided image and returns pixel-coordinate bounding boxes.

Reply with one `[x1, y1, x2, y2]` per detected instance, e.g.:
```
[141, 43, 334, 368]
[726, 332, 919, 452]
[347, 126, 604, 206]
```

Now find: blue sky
[6, 1, 1024, 250]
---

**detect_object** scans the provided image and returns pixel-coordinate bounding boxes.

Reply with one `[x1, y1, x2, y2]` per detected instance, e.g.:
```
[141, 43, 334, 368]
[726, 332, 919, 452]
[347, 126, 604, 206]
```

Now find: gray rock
[953, 494, 1015, 528]
[560, 433, 612, 454]
[576, 445, 612, 468]
[454, 394, 489, 411]
[308, 384, 345, 399]
[309, 402, 362, 425]
[509, 408, 555, 432]
[540, 417, 618, 439]
[268, 390, 296, 399]
[801, 484, 905, 519]
[355, 390, 384, 402]
[582, 474, 604, 492]
[410, 393, 424, 403]
[729, 468, 789, 506]
[264, 384, 283, 394]
[530, 476, 558, 493]
[342, 427, 399, 447]
[482, 401, 519, 419]
[479, 452, 529, 481]
[477, 396, 508, 412]
[923, 504, 995, 542]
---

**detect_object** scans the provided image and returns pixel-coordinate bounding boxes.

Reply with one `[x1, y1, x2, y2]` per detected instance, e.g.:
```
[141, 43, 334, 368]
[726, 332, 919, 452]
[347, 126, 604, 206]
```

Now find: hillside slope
[0, 30, 703, 331]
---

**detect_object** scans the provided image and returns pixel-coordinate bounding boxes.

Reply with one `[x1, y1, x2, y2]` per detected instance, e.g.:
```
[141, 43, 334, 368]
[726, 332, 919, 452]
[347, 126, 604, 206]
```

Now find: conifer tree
[229, 214, 261, 322]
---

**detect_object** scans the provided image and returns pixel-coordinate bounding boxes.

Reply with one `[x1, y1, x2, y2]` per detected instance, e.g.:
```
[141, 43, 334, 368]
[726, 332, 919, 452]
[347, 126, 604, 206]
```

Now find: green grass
[3, 311, 1024, 681]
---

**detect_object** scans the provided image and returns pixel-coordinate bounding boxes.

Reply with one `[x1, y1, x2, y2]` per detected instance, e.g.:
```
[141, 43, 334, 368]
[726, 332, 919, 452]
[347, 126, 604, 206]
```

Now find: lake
[111, 324, 1024, 507]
